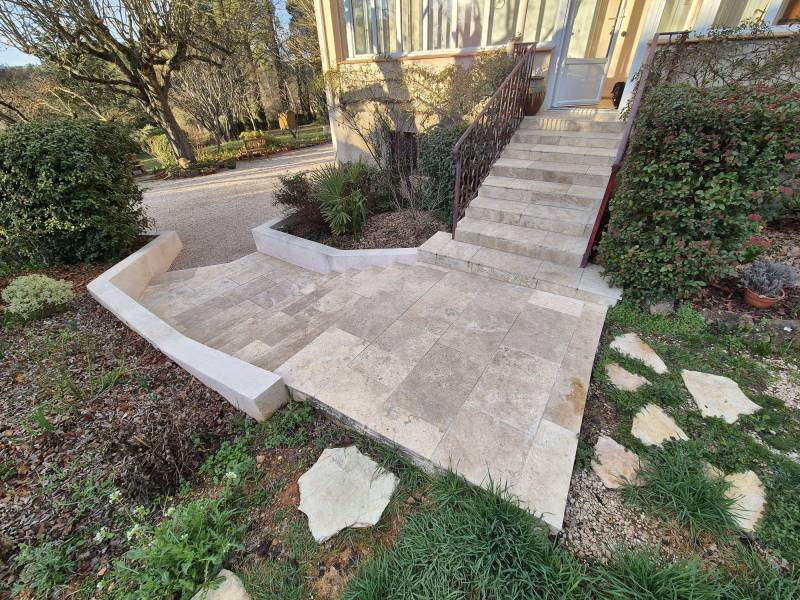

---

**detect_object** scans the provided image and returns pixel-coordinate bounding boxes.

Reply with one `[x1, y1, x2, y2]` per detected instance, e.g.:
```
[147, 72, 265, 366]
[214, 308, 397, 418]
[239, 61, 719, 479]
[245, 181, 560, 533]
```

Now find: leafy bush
[108, 498, 243, 599]
[311, 163, 368, 236]
[239, 129, 269, 141]
[417, 121, 468, 219]
[0, 118, 149, 269]
[740, 260, 799, 297]
[274, 172, 324, 228]
[599, 84, 800, 301]
[143, 132, 176, 168]
[13, 540, 77, 598]
[199, 439, 255, 484]
[2, 274, 74, 321]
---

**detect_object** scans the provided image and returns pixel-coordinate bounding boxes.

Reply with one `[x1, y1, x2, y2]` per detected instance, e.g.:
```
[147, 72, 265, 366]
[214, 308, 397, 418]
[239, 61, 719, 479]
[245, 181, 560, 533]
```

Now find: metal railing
[451, 43, 537, 235]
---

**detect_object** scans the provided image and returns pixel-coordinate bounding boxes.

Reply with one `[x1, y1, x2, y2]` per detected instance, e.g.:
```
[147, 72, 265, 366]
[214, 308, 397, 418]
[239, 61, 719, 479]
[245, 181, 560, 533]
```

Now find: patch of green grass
[723, 548, 800, 600]
[12, 539, 79, 598]
[758, 459, 800, 564]
[622, 441, 739, 539]
[343, 472, 590, 599]
[199, 439, 256, 484]
[241, 558, 311, 600]
[607, 303, 708, 340]
[260, 401, 317, 448]
[593, 550, 722, 600]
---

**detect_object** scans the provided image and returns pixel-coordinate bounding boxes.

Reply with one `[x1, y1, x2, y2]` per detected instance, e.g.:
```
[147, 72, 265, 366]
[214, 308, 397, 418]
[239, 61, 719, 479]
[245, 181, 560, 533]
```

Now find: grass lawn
[138, 124, 330, 173]
[4, 255, 799, 599]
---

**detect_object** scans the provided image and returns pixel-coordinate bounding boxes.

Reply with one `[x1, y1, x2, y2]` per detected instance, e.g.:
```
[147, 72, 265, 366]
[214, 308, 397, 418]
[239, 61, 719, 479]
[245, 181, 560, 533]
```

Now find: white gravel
[141, 144, 335, 270]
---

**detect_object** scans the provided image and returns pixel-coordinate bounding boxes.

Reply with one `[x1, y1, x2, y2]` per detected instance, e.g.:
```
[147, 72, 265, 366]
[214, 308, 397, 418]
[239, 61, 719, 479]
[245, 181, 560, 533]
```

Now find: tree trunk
[142, 79, 196, 163]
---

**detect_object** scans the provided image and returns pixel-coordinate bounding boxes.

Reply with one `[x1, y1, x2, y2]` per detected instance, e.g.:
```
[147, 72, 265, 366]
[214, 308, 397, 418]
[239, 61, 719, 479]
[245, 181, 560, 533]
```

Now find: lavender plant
[740, 261, 799, 297]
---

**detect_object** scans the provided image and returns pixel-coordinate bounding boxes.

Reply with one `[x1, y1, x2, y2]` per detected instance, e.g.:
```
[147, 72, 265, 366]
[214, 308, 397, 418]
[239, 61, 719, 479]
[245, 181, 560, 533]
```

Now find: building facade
[313, 0, 799, 158]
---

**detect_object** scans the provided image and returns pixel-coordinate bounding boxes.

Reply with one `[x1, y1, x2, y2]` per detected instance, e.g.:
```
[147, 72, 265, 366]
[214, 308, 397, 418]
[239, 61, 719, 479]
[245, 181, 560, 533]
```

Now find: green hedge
[0, 118, 149, 270]
[599, 84, 800, 301]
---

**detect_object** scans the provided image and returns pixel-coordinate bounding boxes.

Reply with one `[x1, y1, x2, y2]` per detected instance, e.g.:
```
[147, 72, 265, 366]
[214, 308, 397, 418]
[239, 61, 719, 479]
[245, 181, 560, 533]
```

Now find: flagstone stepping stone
[591, 435, 642, 489]
[191, 570, 251, 600]
[631, 404, 688, 446]
[610, 333, 668, 374]
[681, 370, 761, 424]
[725, 470, 766, 533]
[298, 446, 398, 543]
[606, 362, 650, 392]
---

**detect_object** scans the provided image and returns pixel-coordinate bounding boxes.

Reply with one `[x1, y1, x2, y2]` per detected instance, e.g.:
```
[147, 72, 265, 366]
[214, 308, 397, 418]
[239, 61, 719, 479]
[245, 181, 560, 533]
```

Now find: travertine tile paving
[139, 251, 608, 532]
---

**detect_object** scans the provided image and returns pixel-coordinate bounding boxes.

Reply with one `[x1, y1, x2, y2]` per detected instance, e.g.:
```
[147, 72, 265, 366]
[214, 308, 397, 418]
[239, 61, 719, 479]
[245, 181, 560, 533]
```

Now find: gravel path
[142, 144, 335, 269]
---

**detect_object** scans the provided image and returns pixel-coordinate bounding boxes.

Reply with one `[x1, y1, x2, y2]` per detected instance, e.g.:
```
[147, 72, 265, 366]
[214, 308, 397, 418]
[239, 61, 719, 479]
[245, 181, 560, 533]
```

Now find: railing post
[452, 149, 462, 237]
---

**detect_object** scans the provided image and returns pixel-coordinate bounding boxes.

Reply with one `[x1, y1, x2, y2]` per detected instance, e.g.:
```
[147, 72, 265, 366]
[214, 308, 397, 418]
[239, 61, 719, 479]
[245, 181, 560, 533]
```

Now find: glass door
[552, 0, 627, 107]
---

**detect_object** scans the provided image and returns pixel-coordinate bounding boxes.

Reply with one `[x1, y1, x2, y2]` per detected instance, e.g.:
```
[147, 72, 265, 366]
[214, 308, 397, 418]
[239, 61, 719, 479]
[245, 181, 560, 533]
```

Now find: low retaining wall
[252, 216, 418, 274]
[87, 232, 287, 421]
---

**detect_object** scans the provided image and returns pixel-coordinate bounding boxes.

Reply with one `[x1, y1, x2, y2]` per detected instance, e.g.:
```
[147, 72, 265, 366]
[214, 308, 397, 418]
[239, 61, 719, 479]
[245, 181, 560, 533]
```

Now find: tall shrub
[417, 121, 469, 219]
[0, 118, 149, 269]
[599, 84, 800, 301]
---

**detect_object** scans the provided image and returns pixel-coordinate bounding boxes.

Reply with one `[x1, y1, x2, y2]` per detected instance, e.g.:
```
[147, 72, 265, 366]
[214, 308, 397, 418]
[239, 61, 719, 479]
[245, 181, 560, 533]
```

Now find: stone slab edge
[252, 216, 418, 274]
[87, 231, 288, 422]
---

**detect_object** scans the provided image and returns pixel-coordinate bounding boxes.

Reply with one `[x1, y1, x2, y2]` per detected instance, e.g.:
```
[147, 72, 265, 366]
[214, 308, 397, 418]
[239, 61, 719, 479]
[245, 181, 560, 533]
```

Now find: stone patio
[139, 251, 607, 532]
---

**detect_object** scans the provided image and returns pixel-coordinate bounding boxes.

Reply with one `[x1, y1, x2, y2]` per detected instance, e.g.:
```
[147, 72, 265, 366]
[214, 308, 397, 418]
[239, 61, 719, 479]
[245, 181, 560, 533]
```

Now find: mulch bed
[1, 264, 237, 595]
[691, 219, 800, 320]
[285, 209, 447, 250]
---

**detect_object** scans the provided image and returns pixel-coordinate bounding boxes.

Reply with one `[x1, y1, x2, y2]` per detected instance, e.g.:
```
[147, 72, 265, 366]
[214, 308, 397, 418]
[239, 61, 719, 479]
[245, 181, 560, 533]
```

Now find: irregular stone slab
[610, 333, 668, 374]
[631, 404, 688, 446]
[591, 435, 641, 489]
[681, 370, 761, 424]
[725, 470, 766, 533]
[298, 446, 398, 543]
[191, 570, 251, 600]
[606, 362, 650, 392]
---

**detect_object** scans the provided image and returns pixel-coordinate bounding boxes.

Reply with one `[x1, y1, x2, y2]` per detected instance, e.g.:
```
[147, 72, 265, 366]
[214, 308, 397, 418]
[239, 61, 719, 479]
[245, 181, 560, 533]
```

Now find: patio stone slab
[631, 404, 688, 446]
[591, 435, 641, 489]
[298, 446, 398, 543]
[610, 333, 668, 374]
[681, 370, 761, 424]
[606, 362, 650, 392]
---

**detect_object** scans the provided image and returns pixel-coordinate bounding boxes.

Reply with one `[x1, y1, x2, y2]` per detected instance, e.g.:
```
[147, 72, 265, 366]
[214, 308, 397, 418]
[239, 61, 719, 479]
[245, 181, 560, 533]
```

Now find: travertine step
[419, 231, 621, 305]
[503, 143, 616, 167]
[466, 195, 592, 236]
[490, 158, 612, 187]
[481, 175, 604, 209]
[537, 109, 623, 122]
[519, 116, 625, 134]
[454, 217, 588, 267]
[513, 129, 623, 149]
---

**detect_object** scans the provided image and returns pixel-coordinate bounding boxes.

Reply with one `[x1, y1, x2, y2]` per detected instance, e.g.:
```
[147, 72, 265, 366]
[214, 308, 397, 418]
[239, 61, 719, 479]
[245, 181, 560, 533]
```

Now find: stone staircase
[420, 110, 624, 305]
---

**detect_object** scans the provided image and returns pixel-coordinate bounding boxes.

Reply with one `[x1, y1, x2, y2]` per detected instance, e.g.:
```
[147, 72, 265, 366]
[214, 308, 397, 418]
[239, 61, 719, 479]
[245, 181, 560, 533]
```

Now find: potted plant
[740, 260, 800, 308]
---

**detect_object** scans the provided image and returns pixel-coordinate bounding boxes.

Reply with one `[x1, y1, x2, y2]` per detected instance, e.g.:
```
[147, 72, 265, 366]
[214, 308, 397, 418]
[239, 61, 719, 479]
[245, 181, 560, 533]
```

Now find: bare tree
[0, 0, 226, 161]
[0, 65, 35, 124]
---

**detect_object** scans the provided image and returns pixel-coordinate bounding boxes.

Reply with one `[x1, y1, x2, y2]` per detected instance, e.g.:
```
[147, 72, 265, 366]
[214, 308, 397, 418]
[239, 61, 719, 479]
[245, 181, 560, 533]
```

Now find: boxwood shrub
[599, 84, 800, 302]
[0, 118, 149, 270]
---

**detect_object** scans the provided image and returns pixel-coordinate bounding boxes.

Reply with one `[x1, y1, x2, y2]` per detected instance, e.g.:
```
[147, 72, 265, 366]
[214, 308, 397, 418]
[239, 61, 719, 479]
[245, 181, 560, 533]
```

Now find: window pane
[657, 0, 703, 32]
[490, 0, 521, 45]
[376, 0, 397, 52]
[401, 0, 425, 50]
[455, 0, 486, 47]
[352, 0, 371, 54]
[567, 0, 625, 59]
[713, 0, 771, 26]
[522, 0, 559, 43]
[780, 0, 800, 23]
[428, 0, 454, 49]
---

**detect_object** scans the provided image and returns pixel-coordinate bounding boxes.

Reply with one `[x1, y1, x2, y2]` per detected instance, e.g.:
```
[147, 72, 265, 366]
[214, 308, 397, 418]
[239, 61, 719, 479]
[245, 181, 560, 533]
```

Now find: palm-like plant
[311, 163, 368, 236]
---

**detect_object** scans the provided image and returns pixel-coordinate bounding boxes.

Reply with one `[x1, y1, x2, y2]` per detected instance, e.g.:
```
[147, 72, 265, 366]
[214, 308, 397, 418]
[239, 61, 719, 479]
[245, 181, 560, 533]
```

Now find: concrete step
[520, 115, 625, 134]
[418, 231, 621, 305]
[454, 216, 588, 267]
[490, 158, 612, 188]
[466, 195, 592, 236]
[513, 129, 622, 149]
[503, 143, 616, 167]
[537, 109, 624, 122]
[481, 175, 604, 209]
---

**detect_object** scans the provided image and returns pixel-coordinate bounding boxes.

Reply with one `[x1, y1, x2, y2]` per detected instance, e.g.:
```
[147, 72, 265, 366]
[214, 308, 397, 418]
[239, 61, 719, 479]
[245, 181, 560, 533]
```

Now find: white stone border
[252, 216, 418, 274]
[87, 231, 287, 421]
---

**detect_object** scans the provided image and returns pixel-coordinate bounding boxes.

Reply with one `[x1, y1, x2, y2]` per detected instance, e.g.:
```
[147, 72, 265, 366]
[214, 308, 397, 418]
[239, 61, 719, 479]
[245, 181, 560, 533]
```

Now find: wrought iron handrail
[581, 31, 688, 266]
[451, 43, 537, 235]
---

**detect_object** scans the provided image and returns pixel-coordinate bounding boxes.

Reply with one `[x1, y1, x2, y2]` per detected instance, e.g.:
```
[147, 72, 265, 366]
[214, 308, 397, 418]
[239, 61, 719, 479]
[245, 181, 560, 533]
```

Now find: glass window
[490, 0, 521, 45]
[428, 0, 454, 50]
[455, 0, 486, 47]
[567, 0, 625, 59]
[401, 0, 425, 51]
[713, 0, 771, 26]
[657, 0, 703, 32]
[352, 0, 371, 54]
[779, 0, 800, 23]
[522, 0, 559, 43]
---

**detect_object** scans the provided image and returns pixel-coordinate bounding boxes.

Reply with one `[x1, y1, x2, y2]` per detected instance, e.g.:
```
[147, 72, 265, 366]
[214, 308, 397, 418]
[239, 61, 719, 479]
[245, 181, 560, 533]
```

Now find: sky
[0, 0, 292, 67]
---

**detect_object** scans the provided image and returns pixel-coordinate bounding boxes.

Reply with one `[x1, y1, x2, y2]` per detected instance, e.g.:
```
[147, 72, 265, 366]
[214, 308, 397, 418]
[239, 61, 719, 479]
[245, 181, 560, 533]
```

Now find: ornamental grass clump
[2, 274, 74, 321]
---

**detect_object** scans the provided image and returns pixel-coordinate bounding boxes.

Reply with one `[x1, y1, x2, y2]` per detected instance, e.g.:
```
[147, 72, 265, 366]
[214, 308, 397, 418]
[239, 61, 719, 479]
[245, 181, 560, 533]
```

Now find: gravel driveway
[142, 144, 334, 270]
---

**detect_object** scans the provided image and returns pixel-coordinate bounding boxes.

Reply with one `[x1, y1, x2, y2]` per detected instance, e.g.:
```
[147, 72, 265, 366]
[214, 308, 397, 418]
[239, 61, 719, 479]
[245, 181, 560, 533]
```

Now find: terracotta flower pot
[744, 287, 785, 309]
